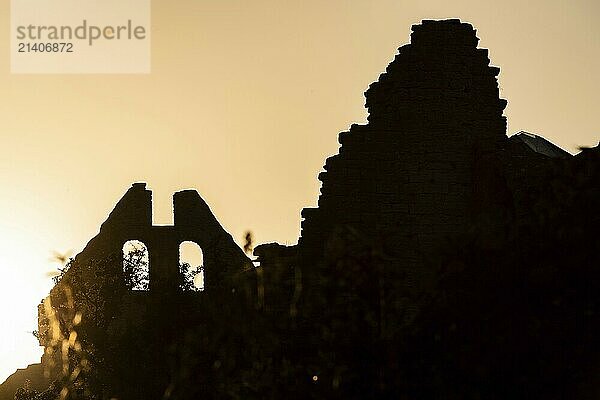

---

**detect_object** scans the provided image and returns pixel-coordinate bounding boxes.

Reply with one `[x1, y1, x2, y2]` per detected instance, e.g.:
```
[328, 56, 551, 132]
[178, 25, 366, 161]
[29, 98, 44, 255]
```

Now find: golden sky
[0, 0, 598, 382]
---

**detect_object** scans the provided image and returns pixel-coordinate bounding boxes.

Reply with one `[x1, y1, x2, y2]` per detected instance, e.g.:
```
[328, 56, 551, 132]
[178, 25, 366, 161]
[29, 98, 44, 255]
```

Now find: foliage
[179, 262, 203, 292]
[123, 247, 149, 291]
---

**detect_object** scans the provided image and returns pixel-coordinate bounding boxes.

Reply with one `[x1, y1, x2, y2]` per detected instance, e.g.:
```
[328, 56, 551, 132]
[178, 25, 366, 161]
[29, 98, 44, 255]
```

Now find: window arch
[123, 240, 149, 291]
[179, 241, 204, 291]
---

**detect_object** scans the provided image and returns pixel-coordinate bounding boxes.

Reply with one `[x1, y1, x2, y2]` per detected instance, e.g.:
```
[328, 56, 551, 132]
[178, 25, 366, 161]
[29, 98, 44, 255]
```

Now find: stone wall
[69, 183, 251, 293]
[296, 19, 570, 299]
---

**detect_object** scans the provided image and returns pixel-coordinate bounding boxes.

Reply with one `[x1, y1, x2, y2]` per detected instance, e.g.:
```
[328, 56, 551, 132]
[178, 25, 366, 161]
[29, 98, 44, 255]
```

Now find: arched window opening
[179, 241, 204, 291]
[123, 240, 149, 291]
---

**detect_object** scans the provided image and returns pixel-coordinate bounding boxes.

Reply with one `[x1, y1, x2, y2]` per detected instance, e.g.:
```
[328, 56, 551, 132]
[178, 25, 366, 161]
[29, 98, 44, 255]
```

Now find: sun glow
[0, 224, 54, 383]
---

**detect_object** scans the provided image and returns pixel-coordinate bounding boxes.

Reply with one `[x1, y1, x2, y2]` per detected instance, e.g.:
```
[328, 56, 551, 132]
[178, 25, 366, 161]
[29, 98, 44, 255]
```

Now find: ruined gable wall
[60, 183, 250, 293]
[299, 20, 509, 274]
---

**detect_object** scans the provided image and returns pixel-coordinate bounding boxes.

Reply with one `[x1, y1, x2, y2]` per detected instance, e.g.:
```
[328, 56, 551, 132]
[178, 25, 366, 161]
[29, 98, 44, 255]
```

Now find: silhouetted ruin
[66, 183, 251, 293]
[294, 19, 575, 321]
[3, 19, 598, 400]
